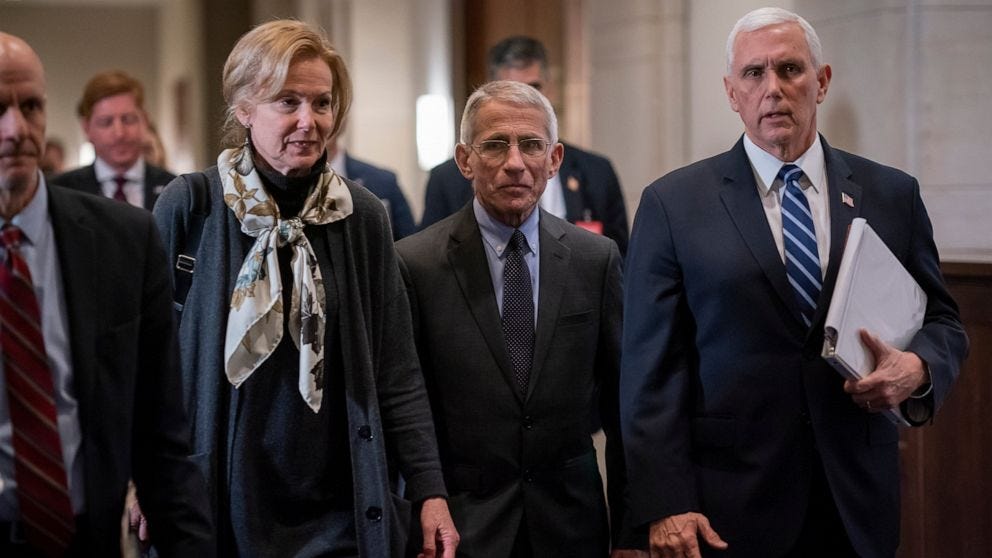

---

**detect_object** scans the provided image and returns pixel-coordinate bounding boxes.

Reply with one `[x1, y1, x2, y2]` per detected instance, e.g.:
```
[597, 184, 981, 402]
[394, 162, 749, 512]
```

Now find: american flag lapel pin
[842, 192, 854, 208]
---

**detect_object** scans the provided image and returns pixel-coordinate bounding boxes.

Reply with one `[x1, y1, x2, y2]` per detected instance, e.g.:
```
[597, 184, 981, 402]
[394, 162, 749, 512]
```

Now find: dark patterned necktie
[779, 164, 822, 327]
[112, 175, 128, 202]
[501, 230, 534, 391]
[0, 225, 75, 554]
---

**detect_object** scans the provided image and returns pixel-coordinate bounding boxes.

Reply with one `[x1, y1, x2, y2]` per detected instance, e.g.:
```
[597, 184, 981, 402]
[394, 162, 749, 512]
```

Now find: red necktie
[113, 175, 128, 202]
[0, 225, 75, 554]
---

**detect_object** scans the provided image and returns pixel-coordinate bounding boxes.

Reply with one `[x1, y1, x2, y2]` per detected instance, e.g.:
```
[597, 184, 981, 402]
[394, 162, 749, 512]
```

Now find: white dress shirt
[96, 156, 146, 208]
[743, 134, 831, 275]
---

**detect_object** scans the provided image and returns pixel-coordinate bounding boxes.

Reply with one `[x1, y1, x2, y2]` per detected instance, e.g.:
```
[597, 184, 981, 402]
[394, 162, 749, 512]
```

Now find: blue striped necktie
[779, 164, 821, 327]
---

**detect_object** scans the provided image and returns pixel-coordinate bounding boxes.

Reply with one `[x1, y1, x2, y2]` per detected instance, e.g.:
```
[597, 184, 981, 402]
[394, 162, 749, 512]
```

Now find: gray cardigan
[153, 166, 445, 556]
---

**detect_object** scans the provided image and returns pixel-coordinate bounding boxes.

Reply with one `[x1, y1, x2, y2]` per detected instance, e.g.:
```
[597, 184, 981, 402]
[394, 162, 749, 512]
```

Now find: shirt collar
[473, 198, 540, 258]
[743, 134, 826, 196]
[0, 170, 49, 247]
[94, 156, 144, 183]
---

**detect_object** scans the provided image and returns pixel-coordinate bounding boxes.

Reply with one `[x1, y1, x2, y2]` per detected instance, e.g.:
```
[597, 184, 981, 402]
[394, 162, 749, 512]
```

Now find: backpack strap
[173, 172, 209, 313]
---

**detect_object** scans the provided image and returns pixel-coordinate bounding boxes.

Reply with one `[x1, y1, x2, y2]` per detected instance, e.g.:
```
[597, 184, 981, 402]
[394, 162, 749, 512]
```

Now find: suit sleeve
[595, 240, 641, 548]
[620, 185, 698, 528]
[901, 178, 969, 422]
[130, 212, 215, 556]
[373, 218, 447, 503]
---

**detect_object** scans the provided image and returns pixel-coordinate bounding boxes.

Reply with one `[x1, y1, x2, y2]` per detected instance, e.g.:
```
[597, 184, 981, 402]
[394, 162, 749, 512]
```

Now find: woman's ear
[235, 105, 252, 128]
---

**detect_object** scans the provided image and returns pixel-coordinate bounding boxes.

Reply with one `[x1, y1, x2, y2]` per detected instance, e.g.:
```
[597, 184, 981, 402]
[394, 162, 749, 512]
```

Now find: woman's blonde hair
[221, 19, 352, 147]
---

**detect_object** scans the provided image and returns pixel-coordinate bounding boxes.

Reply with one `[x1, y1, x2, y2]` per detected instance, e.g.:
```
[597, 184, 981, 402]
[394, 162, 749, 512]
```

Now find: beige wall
[3, 0, 990, 261]
[0, 4, 161, 170]
[583, 0, 992, 262]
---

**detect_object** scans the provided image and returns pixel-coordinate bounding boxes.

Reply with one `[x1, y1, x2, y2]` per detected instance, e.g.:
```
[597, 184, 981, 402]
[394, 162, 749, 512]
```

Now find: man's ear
[724, 76, 740, 113]
[454, 144, 474, 180]
[547, 142, 564, 178]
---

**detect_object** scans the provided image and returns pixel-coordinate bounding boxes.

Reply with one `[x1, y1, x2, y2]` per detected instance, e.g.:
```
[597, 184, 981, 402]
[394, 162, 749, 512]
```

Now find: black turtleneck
[254, 152, 327, 217]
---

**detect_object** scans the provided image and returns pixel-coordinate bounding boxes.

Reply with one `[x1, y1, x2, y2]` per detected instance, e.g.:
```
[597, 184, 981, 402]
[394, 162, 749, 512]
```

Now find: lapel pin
[842, 192, 854, 208]
[567, 176, 580, 192]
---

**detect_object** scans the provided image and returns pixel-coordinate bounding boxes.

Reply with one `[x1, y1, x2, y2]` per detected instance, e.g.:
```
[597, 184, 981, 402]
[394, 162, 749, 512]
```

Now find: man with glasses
[420, 36, 629, 256]
[396, 80, 640, 557]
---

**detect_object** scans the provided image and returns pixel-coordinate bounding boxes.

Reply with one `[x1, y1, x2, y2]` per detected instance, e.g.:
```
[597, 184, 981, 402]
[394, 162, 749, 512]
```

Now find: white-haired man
[621, 7, 967, 558]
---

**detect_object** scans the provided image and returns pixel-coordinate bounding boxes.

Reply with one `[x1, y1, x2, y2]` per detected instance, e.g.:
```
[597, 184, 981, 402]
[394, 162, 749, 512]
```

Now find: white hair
[725, 7, 823, 75]
[459, 80, 558, 145]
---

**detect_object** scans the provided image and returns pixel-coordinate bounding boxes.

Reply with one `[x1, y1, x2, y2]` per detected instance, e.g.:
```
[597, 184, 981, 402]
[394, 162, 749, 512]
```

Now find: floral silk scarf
[218, 146, 353, 412]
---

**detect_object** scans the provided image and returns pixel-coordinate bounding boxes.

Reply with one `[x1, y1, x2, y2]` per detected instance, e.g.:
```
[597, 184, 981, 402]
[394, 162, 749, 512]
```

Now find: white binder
[822, 218, 927, 427]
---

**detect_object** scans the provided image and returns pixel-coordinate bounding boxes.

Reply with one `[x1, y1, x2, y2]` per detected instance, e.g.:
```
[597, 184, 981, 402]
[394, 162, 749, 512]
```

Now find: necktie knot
[778, 164, 805, 189]
[1, 224, 24, 251]
[112, 175, 128, 202]
[508, 229, 528, 254]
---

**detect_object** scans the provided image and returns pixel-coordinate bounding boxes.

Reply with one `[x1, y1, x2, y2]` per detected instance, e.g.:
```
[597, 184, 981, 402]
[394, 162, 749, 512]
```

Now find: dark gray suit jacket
[396, 205, 634, 556]
[53, 161, 175, 210]
[46, 184, 213, 556]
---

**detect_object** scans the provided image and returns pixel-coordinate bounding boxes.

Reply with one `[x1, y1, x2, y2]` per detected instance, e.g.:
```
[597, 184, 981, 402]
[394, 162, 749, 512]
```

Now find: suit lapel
[718, 139, 806, 325]
[528, 213, 569, 401]
[446, 206, 522, 401]
[558, 145, 584, 222]
[810, 139, 862, 329]
[46, 185, 100, 463]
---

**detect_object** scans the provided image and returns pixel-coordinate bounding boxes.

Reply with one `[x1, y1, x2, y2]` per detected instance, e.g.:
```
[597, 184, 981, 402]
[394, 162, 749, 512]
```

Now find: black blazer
[47, 184, 213, 556]
[620, 136, 968, 558]
[53, 161, 175, 211]
[396, 206, 634, 556]
[420, 142, 629, 255]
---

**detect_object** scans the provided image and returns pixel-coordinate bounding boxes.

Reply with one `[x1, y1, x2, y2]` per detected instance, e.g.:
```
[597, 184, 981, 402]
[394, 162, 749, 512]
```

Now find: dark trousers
[785, 456, 859, 558]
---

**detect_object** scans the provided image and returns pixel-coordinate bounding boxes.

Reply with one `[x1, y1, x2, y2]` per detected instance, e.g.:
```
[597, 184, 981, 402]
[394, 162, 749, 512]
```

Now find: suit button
[365, 506, 382, 521]
[800, 411, 812, 426]
[358, 425, 373, 440]
[523, 415, 533, 430]
[523, 469, 535, 483]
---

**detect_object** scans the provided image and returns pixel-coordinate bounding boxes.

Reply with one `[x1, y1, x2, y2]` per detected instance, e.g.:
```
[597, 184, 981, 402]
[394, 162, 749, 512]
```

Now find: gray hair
[459, 80, 558, 145]
[725, 7, 823, 75]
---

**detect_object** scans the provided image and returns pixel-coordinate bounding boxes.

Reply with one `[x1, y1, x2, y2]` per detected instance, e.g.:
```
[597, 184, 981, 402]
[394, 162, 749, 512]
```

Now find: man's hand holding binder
[843, 329, 931, 416]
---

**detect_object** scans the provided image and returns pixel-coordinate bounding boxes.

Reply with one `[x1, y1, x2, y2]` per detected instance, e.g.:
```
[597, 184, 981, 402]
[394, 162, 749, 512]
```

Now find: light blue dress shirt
[473, 198, 540, 324]
[0, 173, 84, 520]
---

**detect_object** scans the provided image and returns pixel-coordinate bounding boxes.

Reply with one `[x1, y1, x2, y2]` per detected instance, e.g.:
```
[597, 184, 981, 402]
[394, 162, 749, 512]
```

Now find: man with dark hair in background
[54, 70, 173, 210]
[420, 35, 629, 256]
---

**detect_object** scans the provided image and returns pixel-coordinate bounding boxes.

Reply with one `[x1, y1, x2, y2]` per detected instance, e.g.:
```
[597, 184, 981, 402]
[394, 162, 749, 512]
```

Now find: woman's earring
[235, 125, 253, 176]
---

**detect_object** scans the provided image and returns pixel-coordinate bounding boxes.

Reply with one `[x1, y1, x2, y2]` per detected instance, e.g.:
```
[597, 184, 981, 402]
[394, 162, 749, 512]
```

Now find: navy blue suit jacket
[420, 142, 629, 255]
[620, 136, 967, 558]
[345, 154, 416, 240]
[53, 161, 175, 211]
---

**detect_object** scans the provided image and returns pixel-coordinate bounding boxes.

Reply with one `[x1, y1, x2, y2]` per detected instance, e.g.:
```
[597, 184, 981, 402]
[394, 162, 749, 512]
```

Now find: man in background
[420, 35, 629, 256]
[54, 70, 173, 210]
[0, 31, 212, 555]
[620, 8, 967, 557]
[328, 136, 416, 240]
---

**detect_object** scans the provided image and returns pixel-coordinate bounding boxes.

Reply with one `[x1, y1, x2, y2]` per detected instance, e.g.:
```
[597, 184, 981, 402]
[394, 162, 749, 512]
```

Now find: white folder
[822, 218, 927, 427]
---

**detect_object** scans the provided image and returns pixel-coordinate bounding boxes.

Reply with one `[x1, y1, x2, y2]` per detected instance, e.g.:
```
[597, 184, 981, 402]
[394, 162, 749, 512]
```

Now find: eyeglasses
[470, 139, 551, 161]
